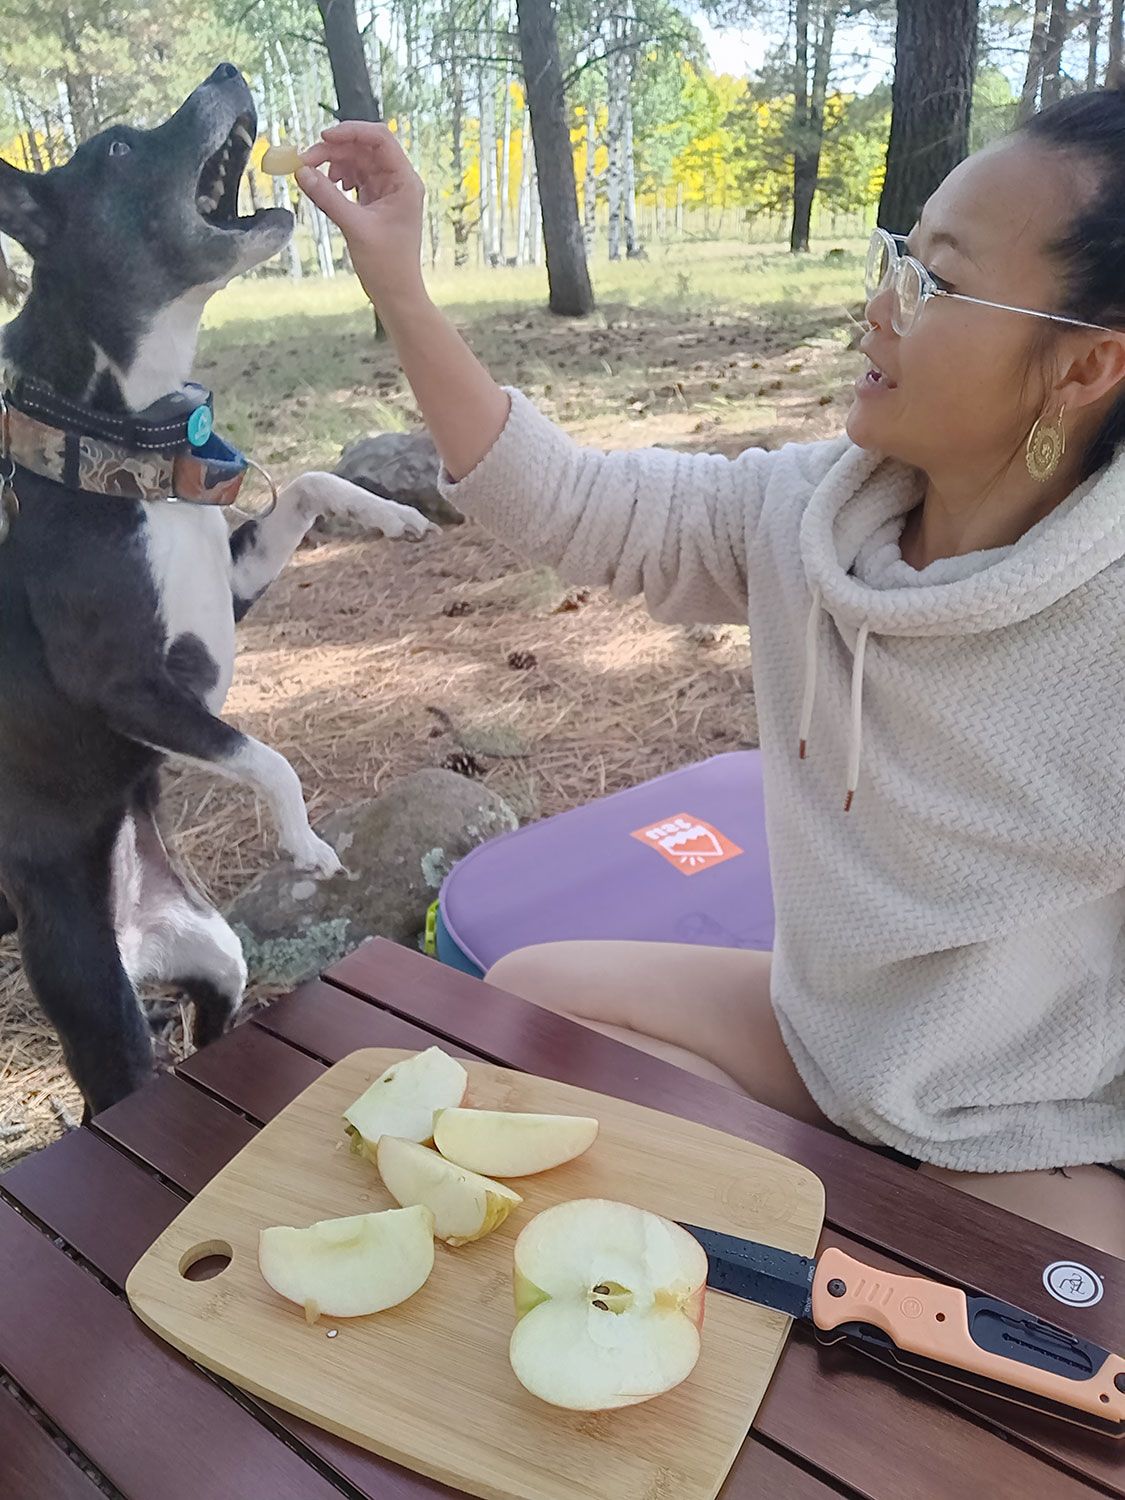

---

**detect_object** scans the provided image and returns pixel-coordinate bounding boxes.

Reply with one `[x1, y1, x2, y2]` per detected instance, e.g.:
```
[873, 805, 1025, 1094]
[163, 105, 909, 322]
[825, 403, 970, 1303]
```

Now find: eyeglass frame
[865, 227, 1118, 338]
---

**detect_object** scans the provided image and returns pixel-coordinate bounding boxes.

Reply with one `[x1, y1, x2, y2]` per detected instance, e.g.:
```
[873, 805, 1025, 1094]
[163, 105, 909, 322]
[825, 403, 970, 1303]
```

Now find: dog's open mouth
[195, 112, 258, 230]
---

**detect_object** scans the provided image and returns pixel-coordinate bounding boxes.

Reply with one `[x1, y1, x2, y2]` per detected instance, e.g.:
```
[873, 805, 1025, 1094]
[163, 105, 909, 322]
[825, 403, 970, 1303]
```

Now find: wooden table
[1, 938, 1121, 1500]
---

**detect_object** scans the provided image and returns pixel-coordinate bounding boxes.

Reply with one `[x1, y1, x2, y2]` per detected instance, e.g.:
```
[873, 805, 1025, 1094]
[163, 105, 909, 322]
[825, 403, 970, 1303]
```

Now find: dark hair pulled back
[1021, 71, 1125, 478]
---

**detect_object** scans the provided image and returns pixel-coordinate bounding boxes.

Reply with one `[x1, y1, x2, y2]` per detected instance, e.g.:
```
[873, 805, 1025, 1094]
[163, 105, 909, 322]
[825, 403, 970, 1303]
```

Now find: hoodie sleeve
[438, 387, 846, 625]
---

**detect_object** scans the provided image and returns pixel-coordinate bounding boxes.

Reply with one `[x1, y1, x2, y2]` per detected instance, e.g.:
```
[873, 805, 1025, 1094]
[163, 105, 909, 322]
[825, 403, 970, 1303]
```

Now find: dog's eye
[109, 140, 131, 158]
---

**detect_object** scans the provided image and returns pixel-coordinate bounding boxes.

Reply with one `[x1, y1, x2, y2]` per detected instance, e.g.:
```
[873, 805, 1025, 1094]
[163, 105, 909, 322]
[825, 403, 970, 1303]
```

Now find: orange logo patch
[631, 814, 743, 875]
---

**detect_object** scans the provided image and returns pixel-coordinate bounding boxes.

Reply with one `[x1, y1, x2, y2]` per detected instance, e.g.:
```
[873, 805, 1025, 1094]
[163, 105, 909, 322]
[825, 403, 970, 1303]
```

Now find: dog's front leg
[230, 470, 436, 619]
[79, 674, 341, 877]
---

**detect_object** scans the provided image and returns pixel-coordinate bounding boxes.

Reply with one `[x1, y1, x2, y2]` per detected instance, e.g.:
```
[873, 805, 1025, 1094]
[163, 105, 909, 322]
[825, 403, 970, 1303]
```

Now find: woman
[297, 83, 1125, 1255]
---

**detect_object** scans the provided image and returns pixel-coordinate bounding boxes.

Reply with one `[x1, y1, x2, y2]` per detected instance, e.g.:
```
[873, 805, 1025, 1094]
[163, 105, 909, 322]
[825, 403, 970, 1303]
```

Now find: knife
[680, 1222, 1125, 1435]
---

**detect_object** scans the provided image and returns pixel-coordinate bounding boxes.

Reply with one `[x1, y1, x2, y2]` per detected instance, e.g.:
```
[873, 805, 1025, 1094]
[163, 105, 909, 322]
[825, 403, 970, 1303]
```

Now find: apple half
[376, 1135, 523, 1246]
[258, 1205, 435, 1324]
[343, 1046, 468, 1157]
[433, 1107, 598, 1177]
[509, 1199, 707, 1410]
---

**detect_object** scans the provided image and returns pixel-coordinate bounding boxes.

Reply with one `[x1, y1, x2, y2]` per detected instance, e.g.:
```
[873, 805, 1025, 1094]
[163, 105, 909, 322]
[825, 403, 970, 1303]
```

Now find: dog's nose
[209, 62, 240, 83]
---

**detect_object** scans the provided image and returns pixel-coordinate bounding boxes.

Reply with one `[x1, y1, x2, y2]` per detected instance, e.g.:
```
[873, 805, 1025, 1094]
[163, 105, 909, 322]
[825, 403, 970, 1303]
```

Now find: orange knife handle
[811, 1246, 1125, 1427]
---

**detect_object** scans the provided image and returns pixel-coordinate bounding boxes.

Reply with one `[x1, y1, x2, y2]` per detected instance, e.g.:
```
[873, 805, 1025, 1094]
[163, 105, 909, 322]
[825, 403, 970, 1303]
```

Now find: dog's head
[0, 64, 293, 405]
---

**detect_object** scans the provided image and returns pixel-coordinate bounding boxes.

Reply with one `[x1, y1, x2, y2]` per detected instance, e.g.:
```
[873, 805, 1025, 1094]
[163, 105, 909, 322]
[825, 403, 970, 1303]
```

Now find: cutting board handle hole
[179, 1240, 233, 1281]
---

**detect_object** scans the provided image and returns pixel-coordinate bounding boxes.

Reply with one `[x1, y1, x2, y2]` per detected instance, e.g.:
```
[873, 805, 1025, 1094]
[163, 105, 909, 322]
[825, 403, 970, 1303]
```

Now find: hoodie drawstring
[798, 589, 870, 814]
[798, 588, 821, 761]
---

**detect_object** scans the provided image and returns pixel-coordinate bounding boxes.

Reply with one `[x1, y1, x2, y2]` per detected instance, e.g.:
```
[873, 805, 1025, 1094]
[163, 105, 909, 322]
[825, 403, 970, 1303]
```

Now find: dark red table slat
[254, 977, 481, 1063]
[0, 1383, 105, 1500]
[328, 941, 1125, 1350]
[177, 1018, 325, 1121]
[92, 1072, 256, 1194]
[1, 1124, 186, 1289]
[719, 1439, 851, 1499]
[0, 1200, 345, 1500]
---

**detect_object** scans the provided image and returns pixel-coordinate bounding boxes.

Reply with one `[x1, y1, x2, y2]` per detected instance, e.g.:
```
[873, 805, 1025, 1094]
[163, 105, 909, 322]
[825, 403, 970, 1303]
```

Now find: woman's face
[846, 136, 1088, 476]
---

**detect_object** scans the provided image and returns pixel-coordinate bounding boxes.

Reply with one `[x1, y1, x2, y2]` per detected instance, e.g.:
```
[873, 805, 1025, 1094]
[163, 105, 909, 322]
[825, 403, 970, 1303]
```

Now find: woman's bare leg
[486, 940, 836, 1130]
[918, 1162, 1125, 1258]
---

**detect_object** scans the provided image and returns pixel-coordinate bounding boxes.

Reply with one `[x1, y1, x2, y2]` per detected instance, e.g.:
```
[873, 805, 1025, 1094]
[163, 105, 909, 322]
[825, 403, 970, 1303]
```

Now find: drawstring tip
[843, 788, 855, 813]
[798, 739, 807, 761]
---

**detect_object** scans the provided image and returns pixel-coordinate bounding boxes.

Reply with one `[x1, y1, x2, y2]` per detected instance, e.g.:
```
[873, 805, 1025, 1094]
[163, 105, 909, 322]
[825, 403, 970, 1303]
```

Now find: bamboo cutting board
[127, 1049, 825, 1500]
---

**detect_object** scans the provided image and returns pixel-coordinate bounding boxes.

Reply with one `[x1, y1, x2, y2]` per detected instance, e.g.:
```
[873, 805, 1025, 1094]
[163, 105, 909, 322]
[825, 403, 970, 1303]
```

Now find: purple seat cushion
[438, 751, 774, 972]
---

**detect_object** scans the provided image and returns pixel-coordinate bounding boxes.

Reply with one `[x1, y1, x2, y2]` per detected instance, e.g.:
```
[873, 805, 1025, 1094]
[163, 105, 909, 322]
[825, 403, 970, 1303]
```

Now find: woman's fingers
[294, 165, 362, 230]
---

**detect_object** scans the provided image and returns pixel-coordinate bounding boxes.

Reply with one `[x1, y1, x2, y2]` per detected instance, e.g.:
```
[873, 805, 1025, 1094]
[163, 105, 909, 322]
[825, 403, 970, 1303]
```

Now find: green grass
[196, 236, 868, 480]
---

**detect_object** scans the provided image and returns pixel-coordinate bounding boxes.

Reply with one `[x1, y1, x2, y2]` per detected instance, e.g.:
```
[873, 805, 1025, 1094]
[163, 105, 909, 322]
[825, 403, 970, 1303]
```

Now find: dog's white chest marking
[143, 502, 235, 712]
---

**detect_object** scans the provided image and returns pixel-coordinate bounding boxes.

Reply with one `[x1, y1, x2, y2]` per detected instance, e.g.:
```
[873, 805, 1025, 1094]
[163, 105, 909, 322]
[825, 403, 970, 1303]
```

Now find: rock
[331, 430, 464, 530]
[226, 770, 518, 989]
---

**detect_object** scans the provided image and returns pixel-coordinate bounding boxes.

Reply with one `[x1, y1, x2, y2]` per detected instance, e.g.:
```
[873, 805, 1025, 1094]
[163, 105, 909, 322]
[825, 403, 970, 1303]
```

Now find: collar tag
[186, 404, 213, 447]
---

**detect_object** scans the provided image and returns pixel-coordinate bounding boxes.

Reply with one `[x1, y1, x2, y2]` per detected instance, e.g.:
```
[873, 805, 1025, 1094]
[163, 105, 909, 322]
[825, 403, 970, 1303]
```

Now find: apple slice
[509, 1199, 707, 1410]
[343, 1047, 468, 1157]
[259, 1205, 435, 1323]
[433, 1107, 598, 1177]
[377, 1136, 523, 1246]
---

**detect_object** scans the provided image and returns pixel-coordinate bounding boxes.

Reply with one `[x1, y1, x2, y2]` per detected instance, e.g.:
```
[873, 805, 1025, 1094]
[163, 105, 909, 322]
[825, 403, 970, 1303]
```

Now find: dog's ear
[0, 160, 56, 255]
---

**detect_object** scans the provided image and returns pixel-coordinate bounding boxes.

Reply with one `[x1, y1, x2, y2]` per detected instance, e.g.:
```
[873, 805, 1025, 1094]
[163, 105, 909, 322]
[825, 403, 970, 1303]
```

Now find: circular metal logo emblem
[1042, 1260, 1104, 1307]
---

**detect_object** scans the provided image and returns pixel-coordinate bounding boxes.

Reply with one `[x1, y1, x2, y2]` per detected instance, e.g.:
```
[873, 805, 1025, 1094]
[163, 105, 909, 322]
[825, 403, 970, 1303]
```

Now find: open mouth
[863, 359, 897, 391]
[195, 112, 258, 230]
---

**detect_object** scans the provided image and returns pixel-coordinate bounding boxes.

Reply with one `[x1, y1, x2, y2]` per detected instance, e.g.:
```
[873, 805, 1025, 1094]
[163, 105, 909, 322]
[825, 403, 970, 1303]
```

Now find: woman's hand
[296, 123, 427, 311]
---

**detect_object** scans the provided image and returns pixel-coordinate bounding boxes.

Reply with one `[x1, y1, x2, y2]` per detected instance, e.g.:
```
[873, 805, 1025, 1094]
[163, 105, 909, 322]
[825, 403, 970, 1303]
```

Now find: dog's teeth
[234, 124, 253, 146]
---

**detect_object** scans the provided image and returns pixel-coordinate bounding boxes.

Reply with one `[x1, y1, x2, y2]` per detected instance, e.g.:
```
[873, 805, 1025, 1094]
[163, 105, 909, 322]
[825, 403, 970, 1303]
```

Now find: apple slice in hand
[259, 1205, 435, 1324]
[343, 1047, 468, 1157]
[509, 1199, 707, 1410]
[377, 1136, 523, 1246]
[433, 1107, 598, 1177]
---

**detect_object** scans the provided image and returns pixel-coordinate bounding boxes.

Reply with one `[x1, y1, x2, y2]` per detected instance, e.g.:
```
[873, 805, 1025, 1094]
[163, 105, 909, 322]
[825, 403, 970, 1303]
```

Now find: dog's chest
[142, 503, 235, 712]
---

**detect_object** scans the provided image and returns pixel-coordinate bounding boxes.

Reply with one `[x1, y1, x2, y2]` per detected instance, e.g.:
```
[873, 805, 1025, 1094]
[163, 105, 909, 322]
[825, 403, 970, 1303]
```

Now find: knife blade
[679, 1222, 1125, 1436]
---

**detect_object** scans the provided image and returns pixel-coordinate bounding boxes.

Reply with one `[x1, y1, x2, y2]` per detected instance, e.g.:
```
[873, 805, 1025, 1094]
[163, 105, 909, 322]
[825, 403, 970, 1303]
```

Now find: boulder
[331, 430, 464, 530]
[226, 769, 517, 989]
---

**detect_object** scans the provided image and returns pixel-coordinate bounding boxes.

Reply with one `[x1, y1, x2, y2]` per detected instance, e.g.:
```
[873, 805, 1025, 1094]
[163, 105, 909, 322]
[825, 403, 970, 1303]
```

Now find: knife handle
[811, 1246, 1125, 1426]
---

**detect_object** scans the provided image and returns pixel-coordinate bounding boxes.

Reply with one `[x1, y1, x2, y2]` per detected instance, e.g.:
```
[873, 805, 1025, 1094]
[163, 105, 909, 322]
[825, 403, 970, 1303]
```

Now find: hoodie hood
[795, 440, 1125, 810]
[799, 441, 1125, 637]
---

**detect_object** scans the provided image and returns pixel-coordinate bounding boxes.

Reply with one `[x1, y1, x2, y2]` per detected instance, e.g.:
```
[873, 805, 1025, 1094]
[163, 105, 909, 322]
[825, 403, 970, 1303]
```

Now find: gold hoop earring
[1026, 406, 1067, 482]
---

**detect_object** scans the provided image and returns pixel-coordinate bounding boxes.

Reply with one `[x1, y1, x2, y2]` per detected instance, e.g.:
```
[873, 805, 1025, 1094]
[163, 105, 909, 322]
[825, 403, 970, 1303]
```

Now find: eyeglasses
[864, 227, 1117, 338]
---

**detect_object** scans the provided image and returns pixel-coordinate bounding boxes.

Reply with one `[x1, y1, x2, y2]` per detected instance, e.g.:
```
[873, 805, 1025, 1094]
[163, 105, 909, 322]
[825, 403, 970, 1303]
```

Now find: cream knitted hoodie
[440, 389, 1125, 1174]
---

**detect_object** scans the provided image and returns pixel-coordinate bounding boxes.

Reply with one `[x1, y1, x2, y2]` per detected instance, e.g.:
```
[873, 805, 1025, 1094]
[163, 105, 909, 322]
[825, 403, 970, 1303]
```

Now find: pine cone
[442, 599, 474, 617]
[442, 750, 484, 778]
[507, 650, 538, 671]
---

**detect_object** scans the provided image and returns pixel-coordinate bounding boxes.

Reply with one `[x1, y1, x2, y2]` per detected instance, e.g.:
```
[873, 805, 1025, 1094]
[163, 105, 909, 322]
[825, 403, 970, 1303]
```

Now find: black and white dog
[0, 64, 433, 1118]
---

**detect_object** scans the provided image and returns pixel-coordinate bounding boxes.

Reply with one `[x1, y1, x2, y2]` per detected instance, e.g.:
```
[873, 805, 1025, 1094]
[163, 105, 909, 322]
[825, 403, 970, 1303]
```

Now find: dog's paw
[361, 497, 438, 542]
[288, 832, 345, 879]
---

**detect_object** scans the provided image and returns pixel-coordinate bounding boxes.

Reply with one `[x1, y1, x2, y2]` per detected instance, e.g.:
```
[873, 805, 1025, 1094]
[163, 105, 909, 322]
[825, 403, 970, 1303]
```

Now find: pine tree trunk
[450, 62, 471, 269]
[878, 0, 978, 234]
[1020, 0, 1051, 119]
[1112, 0, 1124, 76]
[1041, 0, 1069, 105]
[515, 0, 595, 313]
[316, 0, 382, 121]
[1088, 1, 1102, 88]
[622, 18, 640, 259]
[264, 55, 303, 280]
[789, 0, 814, 251]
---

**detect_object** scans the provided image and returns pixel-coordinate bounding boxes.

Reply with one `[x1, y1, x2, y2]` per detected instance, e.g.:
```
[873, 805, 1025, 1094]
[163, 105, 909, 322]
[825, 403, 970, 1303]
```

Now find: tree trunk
[515, 0, 595, 314]
[1041, 0, 1069, 105]
[623, 81, 639, 256]
[479, 4, 498, 265]
[878, 0, 978, 234]
[316, 0, 382, 121]
[606, 26, 625, 260]
[449, 61, 471, 268]
[789, 0, 813, 251]
[1112, 0, 1124, 77]
[790, 0, 838, 252]
[1020, 0, 1051, 119]
[1088, 1, 1102, 88]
